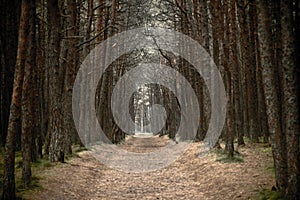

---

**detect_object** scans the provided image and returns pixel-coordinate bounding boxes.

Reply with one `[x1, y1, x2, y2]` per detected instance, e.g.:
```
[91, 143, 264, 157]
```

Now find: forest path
[24, 136, 275, 200]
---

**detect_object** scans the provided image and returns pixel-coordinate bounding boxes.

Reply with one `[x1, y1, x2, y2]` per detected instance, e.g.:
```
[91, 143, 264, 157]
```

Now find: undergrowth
[259, 189, 285, 200]
[0, 145, 83, 199]
[212, 148, 244, 163]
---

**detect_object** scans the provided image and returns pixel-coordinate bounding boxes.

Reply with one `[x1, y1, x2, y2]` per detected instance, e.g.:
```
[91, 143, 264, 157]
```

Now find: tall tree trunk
[0, 0, 20, 148]
[63, 0, 78, 155]
[280, 0, 300, 198]
[253, 3, 269, 142]
[236, 0, 247, 145]
[245, 0, 259, 142]
[222, 0, 234, 158]
[47, 0, 65, 162]
[2, 0, 30, 198]
[226, 0, 237, 158]
[257, 0, 287, 192]
[21, 0, 36, 187]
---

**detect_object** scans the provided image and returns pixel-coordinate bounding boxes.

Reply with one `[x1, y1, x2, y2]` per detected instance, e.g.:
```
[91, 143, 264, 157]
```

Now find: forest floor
[23, 135, 275, 200]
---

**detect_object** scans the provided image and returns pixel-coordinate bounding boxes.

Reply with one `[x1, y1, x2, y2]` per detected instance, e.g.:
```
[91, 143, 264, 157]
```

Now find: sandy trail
[24, 136, 275, 200]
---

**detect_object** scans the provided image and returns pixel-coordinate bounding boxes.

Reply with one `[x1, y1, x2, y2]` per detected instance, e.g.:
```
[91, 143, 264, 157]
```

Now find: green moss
[261, 146, 272, 153]
[15, 158, 53, 198]
[213, 148, 244, 163]
[259, 189, 285, 200]
[16, 176, 42, 200]
[13, 151, 23, 169]
[62, 145, 89, 161]
[266, 164, 275, 174]
[72, 144, 88, 153]
[211, 147, 226, 155]
[16, 176, 41, 191]
[31, 158, 52, 168]
[0, 149, 50, 198]
[242, 136, 251, 143]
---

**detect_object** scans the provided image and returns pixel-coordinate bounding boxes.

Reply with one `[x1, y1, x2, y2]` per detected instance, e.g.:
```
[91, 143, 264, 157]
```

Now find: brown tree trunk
[62, 0, 78, 155]
[280, 0, 300, 198]
[257, 0, 287, 192]
[2, 0, 30, 198]
[253, 4, 269, 142]
[36, 0, 47, 158]
[245, 0, 259, 142]
[226, 0, 238, 158]
[222, 0, 234, 158]
[236, 0, 247, 145]
[47, 0, 65, 162]
[21, 0, 36, 186]
[0, 0, 20, 148]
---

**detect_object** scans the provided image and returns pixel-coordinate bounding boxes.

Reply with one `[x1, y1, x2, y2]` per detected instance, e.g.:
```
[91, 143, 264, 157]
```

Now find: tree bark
[245, 0, 259, 142]
[0, 0, 20, 148]
[63, 0, 78, 155]
[21, 0, 36, 186]
[257, 0, 287, 192]
[2, 0, 30, 198]
[47, 0, 65, 162]
[280, 0, 300, 198]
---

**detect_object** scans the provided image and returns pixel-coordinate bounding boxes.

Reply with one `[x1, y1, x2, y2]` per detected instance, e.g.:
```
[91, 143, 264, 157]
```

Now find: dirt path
[24, 136, 275, 200]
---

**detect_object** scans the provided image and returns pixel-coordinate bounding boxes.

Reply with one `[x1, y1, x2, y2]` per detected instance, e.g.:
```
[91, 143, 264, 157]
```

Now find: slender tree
[21, 0, 36, 186]
[47, 0, 65, 162]
[2, 0, 31, 198]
